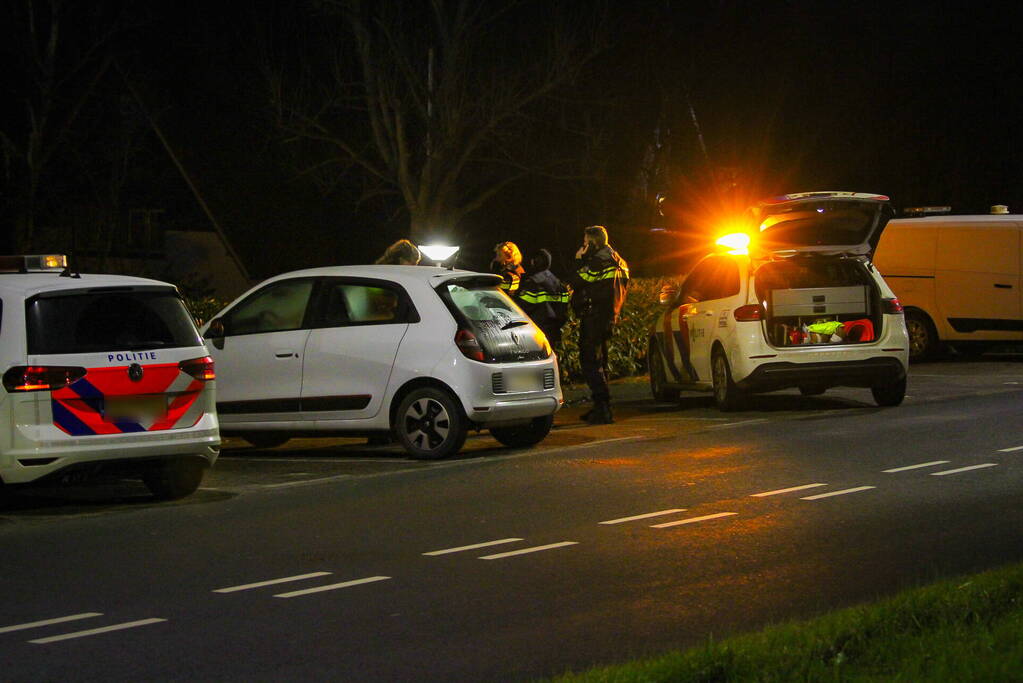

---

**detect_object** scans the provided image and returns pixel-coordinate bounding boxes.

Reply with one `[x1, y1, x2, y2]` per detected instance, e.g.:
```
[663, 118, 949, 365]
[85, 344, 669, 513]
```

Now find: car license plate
[104, 395, 167, 422]
[505, 372, 539, 393]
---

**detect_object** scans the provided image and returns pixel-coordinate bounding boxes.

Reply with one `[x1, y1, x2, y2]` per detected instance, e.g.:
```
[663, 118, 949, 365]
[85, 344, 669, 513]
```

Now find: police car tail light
[179, 356, 216, 381]
[733, 304, 763, 321]
[882, 297, 904, 314]
[3, 365, 87, 392]
[455, 329, 486, 362]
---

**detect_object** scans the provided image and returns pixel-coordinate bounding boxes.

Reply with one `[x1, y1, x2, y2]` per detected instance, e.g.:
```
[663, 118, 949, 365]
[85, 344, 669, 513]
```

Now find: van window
[26, 288, 202, 354]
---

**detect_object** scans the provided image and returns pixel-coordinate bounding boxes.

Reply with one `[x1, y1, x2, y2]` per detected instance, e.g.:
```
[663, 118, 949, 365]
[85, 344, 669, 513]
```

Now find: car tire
[798, 385, 827, 396]
[490, 414, 555, 448]
[648, 337, 680, 402]
[871, 376, 907, 407]
[241, 433, 291, 449]
[712, 349, 746, 412]
[395, 387, 468, 460]
[143, 458, 206, 501]
[905, 309, 939, 362]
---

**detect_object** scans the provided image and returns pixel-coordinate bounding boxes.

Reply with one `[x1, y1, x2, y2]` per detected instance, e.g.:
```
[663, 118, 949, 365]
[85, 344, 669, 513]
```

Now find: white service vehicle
[0, 255, 220, 499]
[201, 265, 562, 459]
[648, 192, 910, 410]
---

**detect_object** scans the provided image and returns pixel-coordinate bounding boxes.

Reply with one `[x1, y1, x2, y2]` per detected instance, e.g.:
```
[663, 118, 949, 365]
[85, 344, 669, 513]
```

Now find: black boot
[585, 401, 614, 425]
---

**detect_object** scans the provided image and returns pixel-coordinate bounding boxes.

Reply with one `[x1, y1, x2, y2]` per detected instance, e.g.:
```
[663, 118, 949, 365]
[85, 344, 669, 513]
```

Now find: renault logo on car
[128, 363, 144, 382]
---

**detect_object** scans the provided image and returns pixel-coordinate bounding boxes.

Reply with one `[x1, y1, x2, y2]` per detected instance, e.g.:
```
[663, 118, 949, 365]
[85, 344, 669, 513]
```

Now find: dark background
[3, 0, 1020, 282]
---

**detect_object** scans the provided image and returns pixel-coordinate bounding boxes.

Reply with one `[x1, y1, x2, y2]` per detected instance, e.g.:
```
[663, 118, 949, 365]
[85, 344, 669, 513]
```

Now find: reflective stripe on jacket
[570, 245, 629, 323]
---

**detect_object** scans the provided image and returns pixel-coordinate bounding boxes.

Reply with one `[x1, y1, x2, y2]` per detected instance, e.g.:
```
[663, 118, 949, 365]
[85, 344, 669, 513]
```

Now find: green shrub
[183, 296, 229, 327]
[556, 276, 682, 384]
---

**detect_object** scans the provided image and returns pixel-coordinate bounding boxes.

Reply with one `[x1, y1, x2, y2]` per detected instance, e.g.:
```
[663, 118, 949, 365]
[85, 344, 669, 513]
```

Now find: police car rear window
[26, 288, 203, 355]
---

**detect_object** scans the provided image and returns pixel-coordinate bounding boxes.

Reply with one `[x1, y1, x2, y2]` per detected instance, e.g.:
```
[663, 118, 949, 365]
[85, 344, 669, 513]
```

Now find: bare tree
[265, 0, 607, 242]
[0, 0, 130, 250]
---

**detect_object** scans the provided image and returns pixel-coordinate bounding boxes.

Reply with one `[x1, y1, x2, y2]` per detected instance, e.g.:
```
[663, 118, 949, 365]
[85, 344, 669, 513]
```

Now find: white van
[872, 211, 1022, 360]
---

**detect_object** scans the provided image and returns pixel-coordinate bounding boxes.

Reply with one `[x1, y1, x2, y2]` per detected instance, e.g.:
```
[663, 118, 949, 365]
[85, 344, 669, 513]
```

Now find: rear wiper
[500, 320, 530, 330]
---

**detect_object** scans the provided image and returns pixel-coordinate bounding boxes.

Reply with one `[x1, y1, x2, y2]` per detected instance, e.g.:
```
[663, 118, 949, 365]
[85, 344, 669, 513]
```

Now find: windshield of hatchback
[26, 288, 203, 354]
[758, 201, 880, 249]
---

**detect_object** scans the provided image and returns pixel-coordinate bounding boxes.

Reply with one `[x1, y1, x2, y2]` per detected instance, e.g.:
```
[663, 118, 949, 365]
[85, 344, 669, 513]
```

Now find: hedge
[182, 276, 679, 384]
[554, 276, 681, 383]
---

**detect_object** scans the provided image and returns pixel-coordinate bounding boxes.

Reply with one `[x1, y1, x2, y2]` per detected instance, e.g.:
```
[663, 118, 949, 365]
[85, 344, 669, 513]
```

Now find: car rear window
[26, 287, 203, 355]
[758, 202, 880, 248]
[438, 279, 548, 362]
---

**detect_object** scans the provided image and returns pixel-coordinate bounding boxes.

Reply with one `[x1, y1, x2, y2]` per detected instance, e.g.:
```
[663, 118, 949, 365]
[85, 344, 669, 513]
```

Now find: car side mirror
[658, 285, 678, 306]
[205, 318, 227, 350]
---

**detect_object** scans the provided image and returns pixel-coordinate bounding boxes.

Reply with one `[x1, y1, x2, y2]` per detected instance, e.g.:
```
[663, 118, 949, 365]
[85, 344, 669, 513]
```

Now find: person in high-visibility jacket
[517, 248, 570, 345]
[490, 241, 525, 295]
[569, 225, 629, 424]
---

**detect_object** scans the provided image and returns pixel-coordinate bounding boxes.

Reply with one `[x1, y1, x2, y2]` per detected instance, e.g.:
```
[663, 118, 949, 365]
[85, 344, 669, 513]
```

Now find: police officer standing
[491, 241, 525, 295]
[570, 225, 629, 424]
[517, 248, 570, 345]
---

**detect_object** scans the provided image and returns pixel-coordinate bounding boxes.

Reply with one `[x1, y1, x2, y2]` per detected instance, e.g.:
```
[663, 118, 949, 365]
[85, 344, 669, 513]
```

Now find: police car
[0, 255, 220, 499]
[648, 192, 910, 410]
[201, 265, 562, 459]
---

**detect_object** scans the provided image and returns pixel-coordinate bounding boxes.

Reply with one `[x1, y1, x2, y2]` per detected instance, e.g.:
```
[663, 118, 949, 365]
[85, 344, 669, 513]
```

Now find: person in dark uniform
[490, 241, 525, 295]
[569, 225, 629, 424]
[517, 248, 570, 345]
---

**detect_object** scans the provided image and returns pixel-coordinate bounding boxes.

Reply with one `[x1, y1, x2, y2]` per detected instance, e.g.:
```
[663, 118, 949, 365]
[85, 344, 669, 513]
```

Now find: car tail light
[882, 298, 904, 314]
[733, 304, 763, 321]
[179, 356, 216, 381]
[455, 329, 486, 362]
[2, 365, 87, 392]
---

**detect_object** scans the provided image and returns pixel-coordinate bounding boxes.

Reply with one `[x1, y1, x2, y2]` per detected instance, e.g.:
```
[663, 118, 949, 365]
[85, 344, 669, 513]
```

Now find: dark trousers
[579, 316, 612, 403]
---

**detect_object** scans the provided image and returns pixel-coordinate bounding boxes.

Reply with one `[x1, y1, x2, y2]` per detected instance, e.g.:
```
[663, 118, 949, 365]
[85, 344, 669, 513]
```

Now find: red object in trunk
[842, 319, 875, 342]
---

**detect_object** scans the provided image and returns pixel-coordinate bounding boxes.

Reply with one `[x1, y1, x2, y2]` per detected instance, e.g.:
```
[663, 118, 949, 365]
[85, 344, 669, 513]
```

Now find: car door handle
[994, 283, 1013, 289]
[275, 350, 298, 358]
[704, 311, 714, 317]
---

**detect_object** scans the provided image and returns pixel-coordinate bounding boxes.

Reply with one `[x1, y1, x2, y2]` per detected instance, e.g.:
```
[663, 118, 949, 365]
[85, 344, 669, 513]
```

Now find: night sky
[4, 1, 1021, 280]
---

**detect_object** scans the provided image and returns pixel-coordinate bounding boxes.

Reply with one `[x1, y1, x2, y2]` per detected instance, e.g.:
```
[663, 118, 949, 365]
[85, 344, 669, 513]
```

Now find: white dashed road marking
[274, 576, 391, 598]
[651, 512, 737, 528]
[707, 419, 768, 430]
[599, 509, 687, 525]
[750, 483, 826, 497]
[883, 461, 951, 473]
[931, 463, 999, 476]
[423, 538, 523, 556]
[0, 613, 102, 634]
[801, 486, 876, 500]
[998, 445, 1023, 452]
[213, 572, 333, 593]
[479, 542, 578, 560]
[29, 619, 167, 644]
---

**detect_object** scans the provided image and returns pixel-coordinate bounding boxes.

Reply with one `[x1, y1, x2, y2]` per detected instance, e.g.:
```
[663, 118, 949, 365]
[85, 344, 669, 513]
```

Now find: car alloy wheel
[395, 387, 468, 460]
[404, 397, 450, 450]
[712, 349, 745, 412]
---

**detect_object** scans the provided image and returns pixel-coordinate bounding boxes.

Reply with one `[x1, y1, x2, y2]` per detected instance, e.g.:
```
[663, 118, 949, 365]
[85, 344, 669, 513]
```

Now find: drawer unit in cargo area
[769, 285, 869, 317]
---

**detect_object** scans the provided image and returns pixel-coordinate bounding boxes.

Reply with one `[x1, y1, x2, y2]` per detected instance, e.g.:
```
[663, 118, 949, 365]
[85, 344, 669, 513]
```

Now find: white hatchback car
[0, 255, 220, 499]
[648, 192, 910, 410]
[201, 265, 562, 459]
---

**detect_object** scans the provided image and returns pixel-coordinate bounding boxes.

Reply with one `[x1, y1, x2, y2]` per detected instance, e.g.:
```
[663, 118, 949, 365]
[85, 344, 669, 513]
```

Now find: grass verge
[552, 562, 1023, 682]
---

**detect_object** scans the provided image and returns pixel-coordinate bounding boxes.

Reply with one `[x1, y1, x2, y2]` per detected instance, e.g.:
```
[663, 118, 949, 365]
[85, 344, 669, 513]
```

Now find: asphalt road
[1, 356, 1022, 681]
